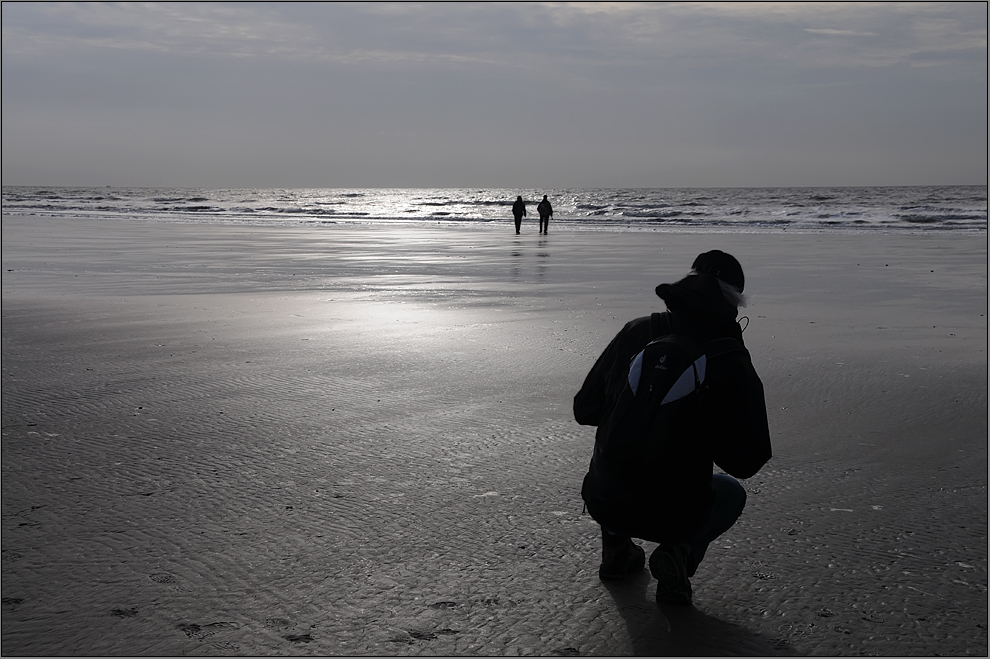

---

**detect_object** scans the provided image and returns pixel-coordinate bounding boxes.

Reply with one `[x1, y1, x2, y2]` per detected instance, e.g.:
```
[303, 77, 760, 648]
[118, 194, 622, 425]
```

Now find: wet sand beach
[2, 216, 987, 656]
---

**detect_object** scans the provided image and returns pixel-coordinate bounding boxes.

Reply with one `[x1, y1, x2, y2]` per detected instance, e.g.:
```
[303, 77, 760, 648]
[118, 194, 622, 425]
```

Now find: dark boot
[598, 531, 646, 581]
[649, 542, 693, 605]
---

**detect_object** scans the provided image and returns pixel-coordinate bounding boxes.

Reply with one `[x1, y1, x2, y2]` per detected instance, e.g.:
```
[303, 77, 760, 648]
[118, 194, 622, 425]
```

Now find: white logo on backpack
[661, 355, 706, 405]
[628, 349, 706, 403]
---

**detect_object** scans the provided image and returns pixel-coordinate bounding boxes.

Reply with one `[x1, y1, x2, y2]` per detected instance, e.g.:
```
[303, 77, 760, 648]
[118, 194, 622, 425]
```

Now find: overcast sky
[2, 2, 987, 188]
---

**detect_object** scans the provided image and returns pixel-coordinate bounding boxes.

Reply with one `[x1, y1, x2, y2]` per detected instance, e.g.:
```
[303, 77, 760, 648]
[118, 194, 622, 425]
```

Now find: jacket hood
[655, 273, 738, 324]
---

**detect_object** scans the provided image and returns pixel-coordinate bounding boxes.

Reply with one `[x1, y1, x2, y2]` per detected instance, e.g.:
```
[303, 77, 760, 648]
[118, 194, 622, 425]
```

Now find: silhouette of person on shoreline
[574, 250, 771, 607]
[512, 196, 526, 234]
[537, 195, 553, 234]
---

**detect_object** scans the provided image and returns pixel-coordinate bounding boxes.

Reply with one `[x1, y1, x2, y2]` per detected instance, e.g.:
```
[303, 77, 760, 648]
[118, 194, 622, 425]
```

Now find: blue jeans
[684, 473, 747, 577]
[602, 473, 747, 577]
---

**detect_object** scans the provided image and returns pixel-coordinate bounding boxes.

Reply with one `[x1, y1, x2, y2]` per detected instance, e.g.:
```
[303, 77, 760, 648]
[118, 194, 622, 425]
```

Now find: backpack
[596, 313, 743, 472]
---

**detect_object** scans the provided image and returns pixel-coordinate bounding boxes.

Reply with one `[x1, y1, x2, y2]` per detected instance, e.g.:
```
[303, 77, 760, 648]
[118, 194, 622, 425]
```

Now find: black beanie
[691, 250, 745, 292]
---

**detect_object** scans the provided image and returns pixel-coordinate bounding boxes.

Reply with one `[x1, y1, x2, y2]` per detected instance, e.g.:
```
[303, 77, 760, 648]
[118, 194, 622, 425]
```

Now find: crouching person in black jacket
[573, 250, 771, 606]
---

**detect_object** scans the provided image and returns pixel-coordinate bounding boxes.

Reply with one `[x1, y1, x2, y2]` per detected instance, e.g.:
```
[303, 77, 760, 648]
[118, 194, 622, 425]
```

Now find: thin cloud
[4, 3, 984, 72]
[2, 3, 319, 59]
[803, 28, 876, 37]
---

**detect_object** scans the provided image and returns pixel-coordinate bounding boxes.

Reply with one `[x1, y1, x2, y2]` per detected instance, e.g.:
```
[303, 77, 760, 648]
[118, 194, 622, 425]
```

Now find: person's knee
[712, 473, 747, 516]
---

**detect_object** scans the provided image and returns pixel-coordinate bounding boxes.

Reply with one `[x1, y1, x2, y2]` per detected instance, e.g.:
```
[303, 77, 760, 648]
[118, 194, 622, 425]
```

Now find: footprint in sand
[771, 637, 792, 651]
[177, 623, 204, 638]
[388, 629, 460, 644]
[110, 607, 138, 618]
[1, 551, 23, 563]
[428, 601, 458, 609]
[211, 640, 240, 651]
[149, 572, 190, 592]
[177, 622, 239, 640]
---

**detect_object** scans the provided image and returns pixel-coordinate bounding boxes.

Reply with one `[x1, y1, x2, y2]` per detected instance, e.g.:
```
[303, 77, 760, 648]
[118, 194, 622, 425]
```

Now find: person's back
[573, 250, 771, 605]
[537, 195, 552, 234]
[512, 196, 526, 234]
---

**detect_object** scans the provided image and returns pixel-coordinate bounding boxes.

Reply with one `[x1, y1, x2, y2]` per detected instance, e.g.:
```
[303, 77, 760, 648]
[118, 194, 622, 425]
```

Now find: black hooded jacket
[573, 274, 771, 542]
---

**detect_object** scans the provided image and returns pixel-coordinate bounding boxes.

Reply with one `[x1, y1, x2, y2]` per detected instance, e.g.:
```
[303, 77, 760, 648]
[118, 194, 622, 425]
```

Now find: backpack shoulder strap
[704, 337, 747, 360]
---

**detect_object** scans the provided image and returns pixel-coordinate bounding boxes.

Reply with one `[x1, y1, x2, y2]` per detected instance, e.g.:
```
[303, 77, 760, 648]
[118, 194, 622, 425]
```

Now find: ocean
[2, 185, 986, 233]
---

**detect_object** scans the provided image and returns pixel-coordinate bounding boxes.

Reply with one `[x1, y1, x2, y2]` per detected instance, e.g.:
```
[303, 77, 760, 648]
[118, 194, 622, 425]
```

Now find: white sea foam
[2, 185, 985, 233]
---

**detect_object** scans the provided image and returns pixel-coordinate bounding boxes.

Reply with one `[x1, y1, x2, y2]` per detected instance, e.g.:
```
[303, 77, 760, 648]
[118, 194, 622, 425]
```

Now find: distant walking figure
[512, 196, 527, 234]
[537, 195, 553, 235]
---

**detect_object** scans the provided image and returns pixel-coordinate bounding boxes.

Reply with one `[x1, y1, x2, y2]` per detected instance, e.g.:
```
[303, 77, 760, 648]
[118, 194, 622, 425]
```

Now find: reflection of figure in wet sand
[511, 196, 526, 234]
[537, 195, 553, 235]
[573, 250, 771, 607]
